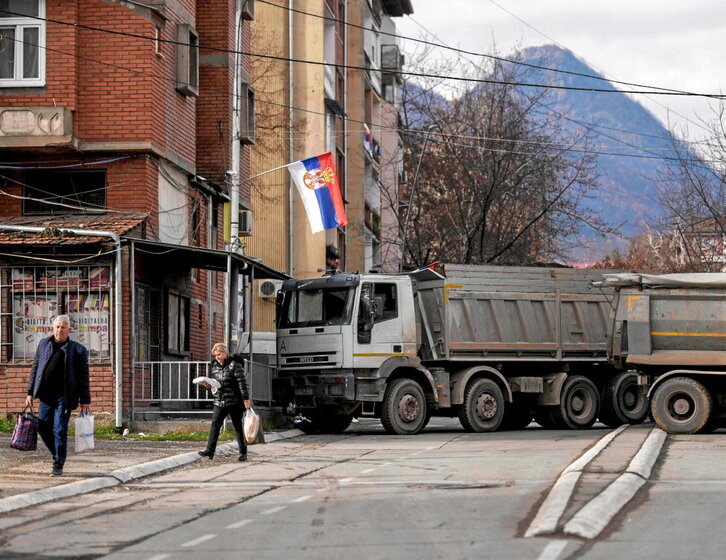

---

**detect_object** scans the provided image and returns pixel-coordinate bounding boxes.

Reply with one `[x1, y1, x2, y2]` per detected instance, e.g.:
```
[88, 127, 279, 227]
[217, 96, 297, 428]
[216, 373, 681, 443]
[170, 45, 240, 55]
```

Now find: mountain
[515, 45, 693, 259]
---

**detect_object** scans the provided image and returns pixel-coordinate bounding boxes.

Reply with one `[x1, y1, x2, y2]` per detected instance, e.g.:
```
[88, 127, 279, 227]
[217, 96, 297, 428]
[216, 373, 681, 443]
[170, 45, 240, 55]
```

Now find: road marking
[146, 555, 171, 560]
[340, 477, 354, 483]
[536, 540, 569, 560]
[226, 519, 253, 529]
[180, 534, 216, 547]
[360, 468, 375, 474]
[261, 506, 287, 515]
[292, 494, 313, 503]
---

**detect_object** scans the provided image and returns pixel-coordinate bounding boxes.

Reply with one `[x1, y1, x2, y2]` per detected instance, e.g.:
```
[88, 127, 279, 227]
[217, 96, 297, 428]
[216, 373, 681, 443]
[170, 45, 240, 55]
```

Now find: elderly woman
[198, 342, 251, 461]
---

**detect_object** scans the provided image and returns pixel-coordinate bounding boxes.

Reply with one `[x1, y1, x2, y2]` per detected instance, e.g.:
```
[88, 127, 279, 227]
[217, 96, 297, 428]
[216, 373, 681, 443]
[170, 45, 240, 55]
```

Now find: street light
[400, 125, 437, 272]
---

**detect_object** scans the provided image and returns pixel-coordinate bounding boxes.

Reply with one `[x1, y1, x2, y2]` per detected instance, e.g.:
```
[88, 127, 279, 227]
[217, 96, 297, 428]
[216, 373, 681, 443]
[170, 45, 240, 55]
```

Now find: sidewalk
[0, 429, 303, 513]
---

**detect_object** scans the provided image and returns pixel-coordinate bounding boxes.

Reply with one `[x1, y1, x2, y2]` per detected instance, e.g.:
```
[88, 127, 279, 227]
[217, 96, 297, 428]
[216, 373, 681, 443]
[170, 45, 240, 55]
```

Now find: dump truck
[602, 272, 726, 434]
[275, 264, 648, 435]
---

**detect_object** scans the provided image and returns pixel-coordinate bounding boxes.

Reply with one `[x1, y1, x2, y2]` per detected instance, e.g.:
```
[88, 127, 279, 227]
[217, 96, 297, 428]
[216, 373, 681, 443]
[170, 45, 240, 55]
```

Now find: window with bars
[0, 265, 112, 362]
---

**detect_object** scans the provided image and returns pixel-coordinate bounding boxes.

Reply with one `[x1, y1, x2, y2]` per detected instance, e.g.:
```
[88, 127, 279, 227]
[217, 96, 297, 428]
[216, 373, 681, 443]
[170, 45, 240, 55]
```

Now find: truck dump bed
[603, 272, 726, 367]
[416, 264, 613, 362]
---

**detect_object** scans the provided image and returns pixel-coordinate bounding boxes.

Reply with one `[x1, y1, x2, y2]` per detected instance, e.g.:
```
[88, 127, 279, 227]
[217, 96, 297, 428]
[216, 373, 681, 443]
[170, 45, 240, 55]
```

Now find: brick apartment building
[0, 0, 284, 425]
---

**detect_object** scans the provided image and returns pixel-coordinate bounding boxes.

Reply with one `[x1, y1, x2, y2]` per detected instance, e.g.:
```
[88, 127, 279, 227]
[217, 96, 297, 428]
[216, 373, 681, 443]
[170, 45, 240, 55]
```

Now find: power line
[1, 8, 723, 99]
[484, 0, 715, 136]
[256, 0, 709, 99]
[0, 21, 715, 167]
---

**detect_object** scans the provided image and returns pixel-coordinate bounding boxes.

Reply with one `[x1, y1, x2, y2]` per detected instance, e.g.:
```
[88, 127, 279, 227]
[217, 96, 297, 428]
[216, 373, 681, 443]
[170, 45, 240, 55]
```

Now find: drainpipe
[0, 224, 124, 428]
[288, 0, 295, 277]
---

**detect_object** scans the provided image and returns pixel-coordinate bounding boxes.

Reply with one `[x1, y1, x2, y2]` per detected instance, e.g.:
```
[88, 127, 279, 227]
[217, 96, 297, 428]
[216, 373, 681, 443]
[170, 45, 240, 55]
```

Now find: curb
[524, 425, 627, 538]
[563, 427, 666, 539]
[0, 428, 304, 514]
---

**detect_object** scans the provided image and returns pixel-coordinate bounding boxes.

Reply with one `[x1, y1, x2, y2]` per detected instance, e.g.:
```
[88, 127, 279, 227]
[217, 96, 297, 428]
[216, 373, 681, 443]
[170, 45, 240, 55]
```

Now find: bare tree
[649, 103, 726, 271]
[397, 48, 610, 269]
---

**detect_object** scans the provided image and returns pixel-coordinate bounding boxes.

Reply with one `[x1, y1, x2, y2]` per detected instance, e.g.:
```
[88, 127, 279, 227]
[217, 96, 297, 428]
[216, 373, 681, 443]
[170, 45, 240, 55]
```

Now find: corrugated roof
[0, 213, 148, 245]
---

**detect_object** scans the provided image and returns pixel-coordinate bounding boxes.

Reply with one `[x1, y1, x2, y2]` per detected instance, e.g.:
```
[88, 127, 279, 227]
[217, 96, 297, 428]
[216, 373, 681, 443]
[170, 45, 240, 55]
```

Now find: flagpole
[240, 162, 295, 184]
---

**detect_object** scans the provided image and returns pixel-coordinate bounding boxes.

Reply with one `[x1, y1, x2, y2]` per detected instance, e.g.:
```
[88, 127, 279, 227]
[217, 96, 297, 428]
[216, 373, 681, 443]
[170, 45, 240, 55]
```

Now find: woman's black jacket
[209, 357, 250, 408]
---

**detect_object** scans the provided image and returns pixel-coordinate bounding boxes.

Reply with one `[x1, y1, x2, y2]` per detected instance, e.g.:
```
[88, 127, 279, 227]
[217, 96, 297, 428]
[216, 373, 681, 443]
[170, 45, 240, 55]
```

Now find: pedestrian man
[26, 314, 90, 476]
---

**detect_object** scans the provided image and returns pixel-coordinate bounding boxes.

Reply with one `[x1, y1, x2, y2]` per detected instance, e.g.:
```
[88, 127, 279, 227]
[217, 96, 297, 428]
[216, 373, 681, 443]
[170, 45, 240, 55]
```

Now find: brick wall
[1, 364, 115, 416]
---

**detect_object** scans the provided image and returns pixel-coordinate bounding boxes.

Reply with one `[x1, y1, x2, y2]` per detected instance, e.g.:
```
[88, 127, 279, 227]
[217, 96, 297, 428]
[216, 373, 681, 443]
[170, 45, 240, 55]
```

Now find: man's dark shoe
[198, 450, 214, 459]
[51, 463, 63, 476]
[238, 454, 247, 462]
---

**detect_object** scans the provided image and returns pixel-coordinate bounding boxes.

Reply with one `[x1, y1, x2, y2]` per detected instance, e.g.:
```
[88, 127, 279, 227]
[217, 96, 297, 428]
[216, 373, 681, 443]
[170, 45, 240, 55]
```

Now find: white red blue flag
[288, 152, 348, 233]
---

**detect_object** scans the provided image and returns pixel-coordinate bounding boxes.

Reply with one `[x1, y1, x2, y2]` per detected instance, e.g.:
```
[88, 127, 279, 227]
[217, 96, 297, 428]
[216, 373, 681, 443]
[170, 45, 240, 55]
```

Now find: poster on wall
[12, 270, 34, 291]
[66, 293, 111, 358]
[13, 295, 58, 359]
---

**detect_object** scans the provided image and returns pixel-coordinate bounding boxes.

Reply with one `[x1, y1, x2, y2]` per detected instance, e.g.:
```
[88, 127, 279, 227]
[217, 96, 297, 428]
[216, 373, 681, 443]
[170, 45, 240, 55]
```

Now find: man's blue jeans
[38, 396, 71, 466]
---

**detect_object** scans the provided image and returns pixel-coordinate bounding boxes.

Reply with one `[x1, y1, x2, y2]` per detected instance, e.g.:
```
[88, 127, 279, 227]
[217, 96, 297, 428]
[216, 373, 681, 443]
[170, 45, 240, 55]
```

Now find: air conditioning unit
[257, 279, 283, 299]
[239, 210, 253, 236]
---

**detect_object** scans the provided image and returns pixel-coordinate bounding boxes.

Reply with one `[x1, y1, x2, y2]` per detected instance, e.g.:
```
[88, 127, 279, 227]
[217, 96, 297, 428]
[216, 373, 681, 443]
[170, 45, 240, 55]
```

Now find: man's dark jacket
[209, 357, 249, 408]
[27, 336, 90, 410]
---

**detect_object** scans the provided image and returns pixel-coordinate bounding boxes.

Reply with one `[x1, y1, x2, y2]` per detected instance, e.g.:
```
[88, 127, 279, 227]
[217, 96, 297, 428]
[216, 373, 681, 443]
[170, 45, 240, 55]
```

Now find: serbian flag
[288, 152, 348, 233]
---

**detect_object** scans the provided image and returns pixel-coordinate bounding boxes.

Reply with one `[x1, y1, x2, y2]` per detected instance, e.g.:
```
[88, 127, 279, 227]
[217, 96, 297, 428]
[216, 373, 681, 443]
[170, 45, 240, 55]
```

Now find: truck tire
[651, 377, 713, 434]
[599, 372, 649, 428]
[458, 378, 504, 432]
[551, 375, 599, 429]
[500, 402, 532, 430]
[381, 378, 429, 435]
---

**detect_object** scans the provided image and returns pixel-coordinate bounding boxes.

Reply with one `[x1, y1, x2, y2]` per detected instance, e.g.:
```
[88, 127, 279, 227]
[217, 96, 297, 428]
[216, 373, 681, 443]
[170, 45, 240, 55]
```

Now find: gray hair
[54, 314, 71, 327]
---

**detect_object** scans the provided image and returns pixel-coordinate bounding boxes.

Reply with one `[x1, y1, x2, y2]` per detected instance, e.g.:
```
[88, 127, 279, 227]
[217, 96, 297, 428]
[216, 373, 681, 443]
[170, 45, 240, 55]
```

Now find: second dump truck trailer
[275, 264, 648, 435]
[603, 272, 726, 434]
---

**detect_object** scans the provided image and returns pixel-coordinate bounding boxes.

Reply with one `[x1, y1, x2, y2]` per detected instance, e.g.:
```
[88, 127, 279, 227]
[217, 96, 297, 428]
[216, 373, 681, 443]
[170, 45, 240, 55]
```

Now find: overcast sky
[396, 1, 725, 145]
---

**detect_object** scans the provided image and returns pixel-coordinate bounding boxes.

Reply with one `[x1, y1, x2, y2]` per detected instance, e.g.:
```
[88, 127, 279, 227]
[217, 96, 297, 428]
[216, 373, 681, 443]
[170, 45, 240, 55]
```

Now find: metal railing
[131, 359, 276, 420]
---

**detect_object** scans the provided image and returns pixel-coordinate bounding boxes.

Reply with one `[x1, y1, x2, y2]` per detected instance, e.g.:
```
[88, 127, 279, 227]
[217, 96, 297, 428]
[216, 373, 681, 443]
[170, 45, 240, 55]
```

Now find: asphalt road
[2, 419, 725, 560]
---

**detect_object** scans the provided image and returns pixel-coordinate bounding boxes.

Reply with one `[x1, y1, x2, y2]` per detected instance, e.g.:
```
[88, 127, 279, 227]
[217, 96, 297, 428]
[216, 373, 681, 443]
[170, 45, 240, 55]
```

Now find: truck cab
[276, 273, 419, 432]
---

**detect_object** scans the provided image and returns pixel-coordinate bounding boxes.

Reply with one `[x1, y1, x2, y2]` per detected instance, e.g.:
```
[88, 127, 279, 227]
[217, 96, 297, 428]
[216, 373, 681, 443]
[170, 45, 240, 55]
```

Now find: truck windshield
[279, 288, 354, 328]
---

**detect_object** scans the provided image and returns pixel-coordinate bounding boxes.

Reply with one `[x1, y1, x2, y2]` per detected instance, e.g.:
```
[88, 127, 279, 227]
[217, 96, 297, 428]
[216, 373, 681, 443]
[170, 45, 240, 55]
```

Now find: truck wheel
[458, 378, 504, 432]
[500, 402, 532, 430]
[552, 376, 599, 429]
[651, 377, 712, 434]
[599, 372, 649, 428]
[381, 378, 429, 435]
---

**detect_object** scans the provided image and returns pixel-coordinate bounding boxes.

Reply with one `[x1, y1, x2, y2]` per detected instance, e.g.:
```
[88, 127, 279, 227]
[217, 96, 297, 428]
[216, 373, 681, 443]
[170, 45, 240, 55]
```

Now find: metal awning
[127, 238, 288, 280]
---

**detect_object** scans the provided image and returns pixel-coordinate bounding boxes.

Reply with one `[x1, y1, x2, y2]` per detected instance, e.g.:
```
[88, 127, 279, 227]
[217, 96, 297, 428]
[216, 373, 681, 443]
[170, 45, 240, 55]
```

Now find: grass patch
[0, 416, 15, 432]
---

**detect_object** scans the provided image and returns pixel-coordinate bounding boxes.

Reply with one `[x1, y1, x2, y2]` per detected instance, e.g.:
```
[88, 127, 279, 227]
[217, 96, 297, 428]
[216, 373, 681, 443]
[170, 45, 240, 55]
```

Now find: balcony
[381, 44, 404, 85]
[0, 106, 72, 148]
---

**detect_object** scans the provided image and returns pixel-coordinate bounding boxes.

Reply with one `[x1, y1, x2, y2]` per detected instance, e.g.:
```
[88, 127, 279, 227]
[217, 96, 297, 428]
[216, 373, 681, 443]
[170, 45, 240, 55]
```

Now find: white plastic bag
[74, 412, 95, 452]
[243, 407, 265, 445]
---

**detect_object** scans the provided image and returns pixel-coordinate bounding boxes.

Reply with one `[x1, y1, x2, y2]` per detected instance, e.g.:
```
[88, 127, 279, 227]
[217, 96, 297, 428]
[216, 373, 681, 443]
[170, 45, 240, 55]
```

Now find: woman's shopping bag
[74, 412, 95, 452]
[10, 405, 38, 451]
[243, 407, 265, 445]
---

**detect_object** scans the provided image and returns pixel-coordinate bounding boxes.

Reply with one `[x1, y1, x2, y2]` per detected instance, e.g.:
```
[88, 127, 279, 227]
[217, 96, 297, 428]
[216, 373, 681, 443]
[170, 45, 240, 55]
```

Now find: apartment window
[176, 23, 198, 96]
[1, 265, 111, 362]
[238, 82, 255, 144]
[167, 290, 190, 355]
[23, 169, 106, 215]
[0, 0, 45, 87]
